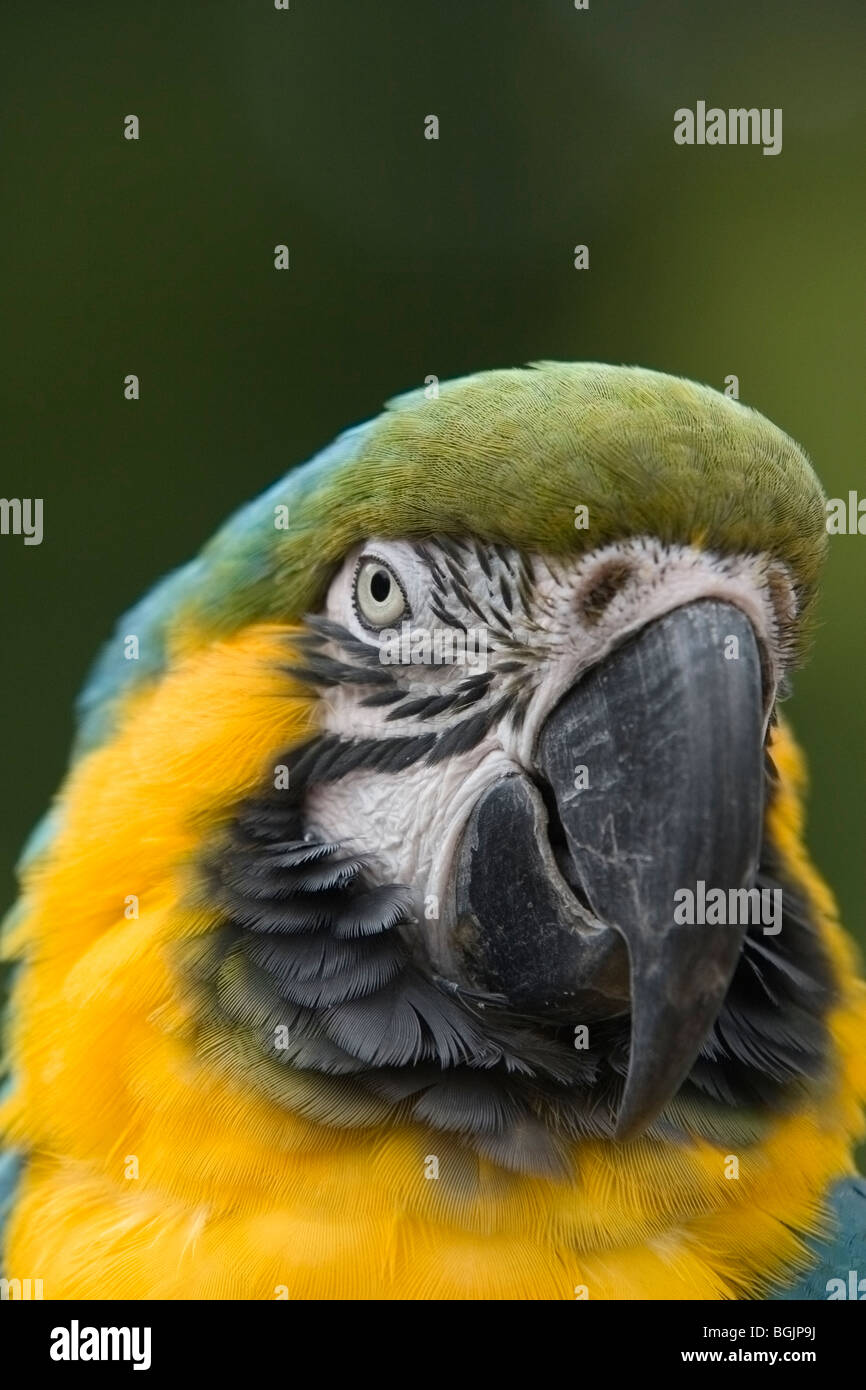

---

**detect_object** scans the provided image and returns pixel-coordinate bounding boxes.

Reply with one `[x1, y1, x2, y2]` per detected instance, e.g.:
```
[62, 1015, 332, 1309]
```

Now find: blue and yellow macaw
[1, 362, 864, 1300]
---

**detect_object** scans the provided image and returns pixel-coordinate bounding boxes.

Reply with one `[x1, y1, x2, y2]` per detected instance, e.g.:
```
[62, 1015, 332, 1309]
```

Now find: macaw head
[19, 363, 841, 1183]
[290, 529, 791, 1145]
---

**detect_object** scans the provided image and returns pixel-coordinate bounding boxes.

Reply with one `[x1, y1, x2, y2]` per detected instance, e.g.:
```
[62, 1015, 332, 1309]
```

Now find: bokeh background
[1, 0, 864, 959]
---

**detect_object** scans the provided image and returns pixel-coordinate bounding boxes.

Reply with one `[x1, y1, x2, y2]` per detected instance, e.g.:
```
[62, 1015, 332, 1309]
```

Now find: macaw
[1, 362, 864, 1301]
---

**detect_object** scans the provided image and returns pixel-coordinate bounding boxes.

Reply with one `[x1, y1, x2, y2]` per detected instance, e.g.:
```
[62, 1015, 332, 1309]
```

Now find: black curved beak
[454, 599, 766, 1139]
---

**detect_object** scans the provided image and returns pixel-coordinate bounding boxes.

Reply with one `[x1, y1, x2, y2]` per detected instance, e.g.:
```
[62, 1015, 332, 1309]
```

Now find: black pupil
[370, 568, 391, 603]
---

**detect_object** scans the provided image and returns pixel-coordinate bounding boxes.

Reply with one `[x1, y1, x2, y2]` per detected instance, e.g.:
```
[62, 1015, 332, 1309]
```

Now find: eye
[353, 556, 408, 629]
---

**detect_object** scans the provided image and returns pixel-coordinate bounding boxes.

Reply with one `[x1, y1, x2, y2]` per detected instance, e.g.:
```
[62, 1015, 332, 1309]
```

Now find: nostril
[579, 560, 633, 624]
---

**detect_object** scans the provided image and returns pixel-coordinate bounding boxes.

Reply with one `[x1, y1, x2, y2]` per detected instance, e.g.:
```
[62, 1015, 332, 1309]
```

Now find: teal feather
[769, 1178, 866, 1299]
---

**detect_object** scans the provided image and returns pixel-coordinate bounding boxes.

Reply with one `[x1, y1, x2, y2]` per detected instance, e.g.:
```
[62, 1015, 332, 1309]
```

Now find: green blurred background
[1, 0, 864, 951]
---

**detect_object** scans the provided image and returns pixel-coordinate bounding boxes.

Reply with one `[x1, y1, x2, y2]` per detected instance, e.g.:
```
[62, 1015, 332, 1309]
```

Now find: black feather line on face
[285, 539, 535, 735]
[184, 730, 836, 1174]
[287, 613, 520, 745]
[428, 601, 467, 632]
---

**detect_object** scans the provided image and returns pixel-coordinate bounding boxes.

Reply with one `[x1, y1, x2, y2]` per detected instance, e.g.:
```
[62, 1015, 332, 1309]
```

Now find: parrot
[1, 361, 864, 1301]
